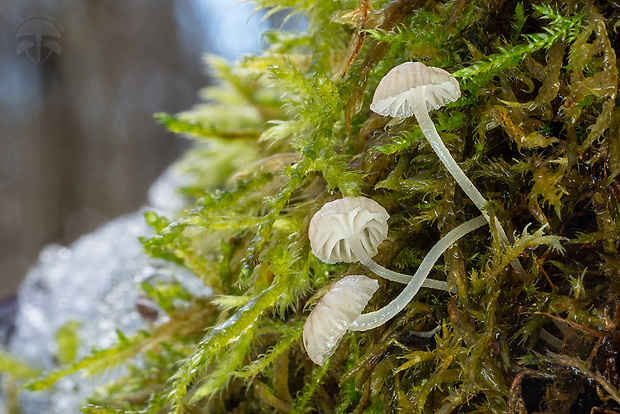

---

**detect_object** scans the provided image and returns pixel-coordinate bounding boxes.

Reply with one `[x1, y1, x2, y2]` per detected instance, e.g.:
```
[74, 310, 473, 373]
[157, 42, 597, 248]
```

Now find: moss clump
[7, 0, 620, 413]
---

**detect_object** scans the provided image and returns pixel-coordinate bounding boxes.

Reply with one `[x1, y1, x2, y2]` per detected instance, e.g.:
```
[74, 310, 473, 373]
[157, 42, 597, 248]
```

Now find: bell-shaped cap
[308, 197, 389, 264]
[370, 62, 460, 118]
[303, 275, 379, 365]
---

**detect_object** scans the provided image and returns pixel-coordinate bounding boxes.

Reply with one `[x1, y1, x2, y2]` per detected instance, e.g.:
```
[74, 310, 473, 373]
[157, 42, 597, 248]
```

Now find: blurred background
[0, 0, 271, 300]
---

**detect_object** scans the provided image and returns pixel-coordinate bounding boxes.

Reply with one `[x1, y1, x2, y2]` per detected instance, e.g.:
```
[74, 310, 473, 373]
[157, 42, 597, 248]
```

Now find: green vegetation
[4, 0, 620, 412]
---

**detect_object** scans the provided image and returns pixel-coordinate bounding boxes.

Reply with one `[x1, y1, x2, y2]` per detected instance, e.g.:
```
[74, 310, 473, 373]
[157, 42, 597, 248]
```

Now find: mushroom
[349, 215, 487, 332]
[308, 196, 449, 290]
[370, 62, 525, 275]
[370, 62, 491, 218]
[303, 275, 378, 365]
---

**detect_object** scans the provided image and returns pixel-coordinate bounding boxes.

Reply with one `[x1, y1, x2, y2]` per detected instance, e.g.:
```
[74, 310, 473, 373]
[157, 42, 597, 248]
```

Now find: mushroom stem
[349, 215, 487, 332]
[413, 107, 489, 218]
[348, 238, 451, 291]
[412, 106, 520, 256]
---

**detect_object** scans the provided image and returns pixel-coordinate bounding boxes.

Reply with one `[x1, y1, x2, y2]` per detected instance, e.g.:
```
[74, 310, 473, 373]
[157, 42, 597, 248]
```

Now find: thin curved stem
[350, 216, 487, 332]
[349, 238, 451, 291]
[412, 107, 527, 275]
[413, 107, 489, 218]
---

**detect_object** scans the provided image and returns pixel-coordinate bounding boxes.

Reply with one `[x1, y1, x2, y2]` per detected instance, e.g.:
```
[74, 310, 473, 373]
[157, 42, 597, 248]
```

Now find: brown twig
[535, 311, 604, 338]
[333, 0, 373, 81]
[535, 256, 557, 291]
[548, 353, 620, 406]
[508, 369, 550, 414]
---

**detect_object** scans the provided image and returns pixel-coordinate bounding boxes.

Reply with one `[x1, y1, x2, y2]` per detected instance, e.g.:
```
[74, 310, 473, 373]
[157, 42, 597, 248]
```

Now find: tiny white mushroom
[370, 62, 491, 220]
[350, 215, 487, 332]
[303, 275, 379, 365]
[370, 62, 526, 275]
[309, 196, 448, 290]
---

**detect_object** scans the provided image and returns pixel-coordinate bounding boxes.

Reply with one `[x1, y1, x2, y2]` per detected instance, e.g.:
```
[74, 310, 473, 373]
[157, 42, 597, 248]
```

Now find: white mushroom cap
[308, 197, 389, 264]
[370, 62, 461, 118]
[303, 275, 379, 365]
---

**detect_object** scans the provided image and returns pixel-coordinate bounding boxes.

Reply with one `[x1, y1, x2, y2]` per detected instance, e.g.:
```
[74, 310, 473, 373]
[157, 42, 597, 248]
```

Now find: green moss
[3, 0, 620, 413]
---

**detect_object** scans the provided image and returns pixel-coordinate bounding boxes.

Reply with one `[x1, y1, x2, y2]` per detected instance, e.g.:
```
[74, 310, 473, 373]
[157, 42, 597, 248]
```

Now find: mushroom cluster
[302, 62, 510, 364]
[303, 196, 486, 363]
